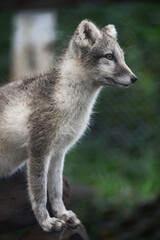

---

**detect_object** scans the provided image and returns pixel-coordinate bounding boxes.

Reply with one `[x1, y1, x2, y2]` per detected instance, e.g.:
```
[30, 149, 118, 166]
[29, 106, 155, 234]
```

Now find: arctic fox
[0, 19, 137, 232]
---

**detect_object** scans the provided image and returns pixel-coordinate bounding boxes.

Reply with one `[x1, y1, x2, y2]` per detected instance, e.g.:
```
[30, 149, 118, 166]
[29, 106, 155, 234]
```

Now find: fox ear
[74, 19, 101, 47]
[102, 24, 117, 39]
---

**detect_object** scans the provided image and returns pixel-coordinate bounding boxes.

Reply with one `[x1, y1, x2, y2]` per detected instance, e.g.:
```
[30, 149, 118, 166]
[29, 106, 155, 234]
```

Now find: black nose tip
[131, 76, 138, 84]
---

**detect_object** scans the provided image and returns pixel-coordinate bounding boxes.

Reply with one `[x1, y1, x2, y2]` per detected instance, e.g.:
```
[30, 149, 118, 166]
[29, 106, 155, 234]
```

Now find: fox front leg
[48, 151, 81, 228]
[27, 141, 65, 232]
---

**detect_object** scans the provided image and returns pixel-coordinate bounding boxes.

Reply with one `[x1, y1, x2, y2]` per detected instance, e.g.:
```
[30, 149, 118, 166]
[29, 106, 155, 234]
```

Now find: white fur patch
[1, 101, 29, 145]
[104, 24, 117, 39]
[107, 24, 117, 39]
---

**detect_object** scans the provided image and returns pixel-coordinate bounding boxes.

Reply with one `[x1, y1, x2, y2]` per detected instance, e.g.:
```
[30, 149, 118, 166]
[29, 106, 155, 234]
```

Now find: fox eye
[105, 53, 114, 60]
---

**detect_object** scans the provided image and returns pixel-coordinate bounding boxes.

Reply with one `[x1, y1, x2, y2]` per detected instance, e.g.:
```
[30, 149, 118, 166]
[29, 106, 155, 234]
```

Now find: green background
[0, 1, 160, 231]
[57, 2, 160, 207]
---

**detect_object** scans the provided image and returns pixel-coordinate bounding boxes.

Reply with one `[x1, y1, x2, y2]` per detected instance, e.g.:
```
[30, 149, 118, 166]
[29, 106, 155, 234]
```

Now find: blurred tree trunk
[11, 10, 56, 80]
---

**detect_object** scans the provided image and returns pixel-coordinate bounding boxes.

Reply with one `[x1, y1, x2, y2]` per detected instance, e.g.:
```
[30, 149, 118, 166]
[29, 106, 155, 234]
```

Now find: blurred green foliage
[0, 12, 12, 83]
[56, 2, 160, 207]
[0, 2, 160, 208]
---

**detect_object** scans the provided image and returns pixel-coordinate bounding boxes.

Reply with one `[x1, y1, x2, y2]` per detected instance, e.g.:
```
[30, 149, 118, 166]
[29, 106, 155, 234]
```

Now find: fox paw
[41, 217, 65, 232]
[59, 210, 81, 228]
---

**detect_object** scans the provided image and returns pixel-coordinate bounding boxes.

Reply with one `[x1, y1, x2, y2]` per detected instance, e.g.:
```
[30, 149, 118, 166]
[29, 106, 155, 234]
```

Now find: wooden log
[18, 224, 89, 240]
[0, 167, 89, 239]
[0, 167, 70, 234]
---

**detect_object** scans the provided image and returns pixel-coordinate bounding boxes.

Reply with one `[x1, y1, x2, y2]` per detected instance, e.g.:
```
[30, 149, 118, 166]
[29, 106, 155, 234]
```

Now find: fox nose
[131, 76, 138, 84]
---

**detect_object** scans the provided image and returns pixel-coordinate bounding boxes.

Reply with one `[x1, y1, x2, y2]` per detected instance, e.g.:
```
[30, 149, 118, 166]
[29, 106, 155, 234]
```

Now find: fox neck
[56, 54, 101, 112]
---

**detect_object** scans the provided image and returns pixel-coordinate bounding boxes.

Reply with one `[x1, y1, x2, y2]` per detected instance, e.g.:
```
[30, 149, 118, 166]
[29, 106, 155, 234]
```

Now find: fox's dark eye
[105, 53, 114, 60]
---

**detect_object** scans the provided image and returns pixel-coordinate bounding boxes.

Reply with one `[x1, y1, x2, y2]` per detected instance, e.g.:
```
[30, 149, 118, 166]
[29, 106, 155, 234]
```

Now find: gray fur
[0, 19, 137, 232]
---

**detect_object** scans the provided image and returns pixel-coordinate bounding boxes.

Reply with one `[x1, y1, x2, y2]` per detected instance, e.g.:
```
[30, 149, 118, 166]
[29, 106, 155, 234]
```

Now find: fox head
[69, 19, 137, 88]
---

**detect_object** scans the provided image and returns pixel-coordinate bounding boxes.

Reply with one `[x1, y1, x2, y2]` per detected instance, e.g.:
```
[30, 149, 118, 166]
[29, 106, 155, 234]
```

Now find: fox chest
[53, 87, 99, 150]
[55, 106, 91, 149]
